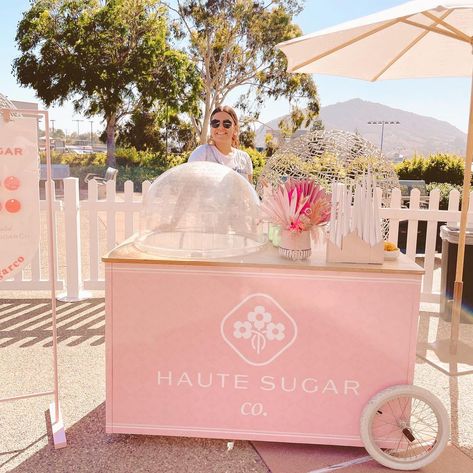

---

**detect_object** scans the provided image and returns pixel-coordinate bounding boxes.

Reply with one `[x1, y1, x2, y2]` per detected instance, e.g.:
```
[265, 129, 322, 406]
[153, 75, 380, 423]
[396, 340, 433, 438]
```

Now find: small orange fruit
[384, 241, 398, 251]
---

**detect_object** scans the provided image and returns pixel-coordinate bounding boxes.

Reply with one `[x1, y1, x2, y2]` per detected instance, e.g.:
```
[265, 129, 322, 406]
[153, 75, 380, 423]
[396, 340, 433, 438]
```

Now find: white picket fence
[2, 177, 472, 304]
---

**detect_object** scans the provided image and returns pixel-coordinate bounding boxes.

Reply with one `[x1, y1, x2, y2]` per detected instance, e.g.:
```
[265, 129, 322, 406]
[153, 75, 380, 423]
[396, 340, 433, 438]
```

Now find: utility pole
[89, 120, 94, 146]
[73, 119, 84, 140]
[50, 119, 55, 133]
[367, 120, 400, 154]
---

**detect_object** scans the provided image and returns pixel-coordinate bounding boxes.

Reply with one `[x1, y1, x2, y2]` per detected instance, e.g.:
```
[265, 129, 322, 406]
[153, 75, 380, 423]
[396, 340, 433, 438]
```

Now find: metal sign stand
[0, 108, 66, 448]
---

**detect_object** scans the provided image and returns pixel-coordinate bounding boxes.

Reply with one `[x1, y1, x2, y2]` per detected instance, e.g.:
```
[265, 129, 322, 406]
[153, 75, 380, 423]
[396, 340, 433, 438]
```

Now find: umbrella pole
[450, 75, 473, 355]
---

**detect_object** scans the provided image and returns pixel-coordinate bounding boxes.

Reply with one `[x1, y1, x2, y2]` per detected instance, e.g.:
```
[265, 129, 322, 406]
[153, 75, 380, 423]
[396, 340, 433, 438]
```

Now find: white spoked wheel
[360, 385, 449, 470]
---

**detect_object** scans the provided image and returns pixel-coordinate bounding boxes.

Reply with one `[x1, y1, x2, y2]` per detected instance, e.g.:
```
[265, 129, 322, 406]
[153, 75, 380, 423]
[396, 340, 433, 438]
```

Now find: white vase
[279, 229, 311, 261]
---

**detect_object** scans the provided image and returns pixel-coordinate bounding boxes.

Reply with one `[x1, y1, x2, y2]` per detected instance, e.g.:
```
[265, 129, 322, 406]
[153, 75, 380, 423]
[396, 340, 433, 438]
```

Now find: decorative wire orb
[0, 93, 16, 109]
[0, 93, 21, 119]
[256, 129, 399, 237]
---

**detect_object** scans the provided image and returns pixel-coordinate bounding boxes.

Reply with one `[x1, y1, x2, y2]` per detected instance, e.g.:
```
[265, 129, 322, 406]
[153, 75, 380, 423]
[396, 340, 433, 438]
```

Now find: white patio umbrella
[277, 0, 473, 355]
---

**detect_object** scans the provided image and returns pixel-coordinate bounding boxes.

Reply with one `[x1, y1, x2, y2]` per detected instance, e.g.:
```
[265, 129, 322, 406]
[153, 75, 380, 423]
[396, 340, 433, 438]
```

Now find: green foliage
[117, 109, 198, 153]
[261, 151, 339, 190]
[114, 148, 159, 167]
[163, 152, 190, 168]
[426, 182, 462, 210]
[66, 146, 266, 189]
[52, 129, 66, 139]
[241, 147, 266, 183]
[396, 155, 426, 181]
[69, 164, 160, 192]
[264, 133, 278, 157]
[59, 152, 106, 166]
[170, 122, 199, 153]
[303, 152, 344, 178]
[119, 149, 190, 169]
[39, 151, 62, 165]
[239, 129, 256, 148]
[15, 0, 201, 166]
[345, 155, 395, 183]
[49, 147, 189, 169]
[174, 0, 319, 142]
[423, 154, 464, 185]
[396, 153, 466, 185]
[310, 119, 325, 131]
[117, 110, 166, 153]
[39, 151, 105, 166]
[66, 148, 192, 191]
[49, 149, 155, 167]
[115, 167, 162, 191]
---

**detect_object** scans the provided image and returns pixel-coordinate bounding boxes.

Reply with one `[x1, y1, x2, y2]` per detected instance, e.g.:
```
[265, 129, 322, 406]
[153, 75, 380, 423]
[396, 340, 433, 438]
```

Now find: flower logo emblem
[232, 305, 286, 354]
[221, 294, 297, 366]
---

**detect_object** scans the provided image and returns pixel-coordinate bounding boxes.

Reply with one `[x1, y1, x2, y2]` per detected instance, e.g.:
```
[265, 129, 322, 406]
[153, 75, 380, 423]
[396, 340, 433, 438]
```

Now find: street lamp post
[367, 120, 400, 154]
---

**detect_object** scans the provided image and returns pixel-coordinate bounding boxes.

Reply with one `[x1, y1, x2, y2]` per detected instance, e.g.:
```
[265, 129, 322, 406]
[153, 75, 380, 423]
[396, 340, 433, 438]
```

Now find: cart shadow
[6, 403, 266, 473]
[0, 299, 105, 347]
[417, 310, 473, 371]
[416, 311, 473, 467]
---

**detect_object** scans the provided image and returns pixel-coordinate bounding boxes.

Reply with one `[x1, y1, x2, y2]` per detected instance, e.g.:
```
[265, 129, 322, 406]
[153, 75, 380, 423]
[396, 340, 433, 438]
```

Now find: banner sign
[0, 115, 40, 282]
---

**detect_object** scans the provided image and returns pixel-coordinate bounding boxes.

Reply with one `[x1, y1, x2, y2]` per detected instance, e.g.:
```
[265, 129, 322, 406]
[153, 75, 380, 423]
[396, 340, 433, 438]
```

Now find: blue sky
[0, 0, 469, 135]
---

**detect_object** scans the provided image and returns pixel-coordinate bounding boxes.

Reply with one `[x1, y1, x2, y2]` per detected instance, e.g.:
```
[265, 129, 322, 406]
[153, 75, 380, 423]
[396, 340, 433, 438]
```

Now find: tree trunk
[106, 113, 117, 168]
[199, 93, 216, 144]
[199, 105, 211, 144]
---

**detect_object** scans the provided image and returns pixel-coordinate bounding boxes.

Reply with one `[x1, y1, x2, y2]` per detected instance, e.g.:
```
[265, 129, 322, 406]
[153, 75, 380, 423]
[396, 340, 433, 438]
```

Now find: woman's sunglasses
[210, 119, 233, 129]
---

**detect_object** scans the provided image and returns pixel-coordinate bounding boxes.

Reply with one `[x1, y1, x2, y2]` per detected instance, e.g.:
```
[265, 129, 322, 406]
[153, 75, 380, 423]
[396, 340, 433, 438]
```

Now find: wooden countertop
[103, 236, 424, 275]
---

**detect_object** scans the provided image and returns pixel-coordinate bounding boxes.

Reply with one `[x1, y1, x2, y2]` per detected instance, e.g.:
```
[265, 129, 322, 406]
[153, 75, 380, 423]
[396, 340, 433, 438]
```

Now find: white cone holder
[327, 173, 383, 265]
[327, 231, 383, 264]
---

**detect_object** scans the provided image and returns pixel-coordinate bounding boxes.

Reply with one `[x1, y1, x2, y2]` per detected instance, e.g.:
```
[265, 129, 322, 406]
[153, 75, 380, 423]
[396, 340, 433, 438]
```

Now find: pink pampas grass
[262, 178, 331, 234]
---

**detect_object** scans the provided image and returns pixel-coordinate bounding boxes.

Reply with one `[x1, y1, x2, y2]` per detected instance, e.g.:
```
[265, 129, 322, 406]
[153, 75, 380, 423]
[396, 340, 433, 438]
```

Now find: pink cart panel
[104, 244, 422, 446]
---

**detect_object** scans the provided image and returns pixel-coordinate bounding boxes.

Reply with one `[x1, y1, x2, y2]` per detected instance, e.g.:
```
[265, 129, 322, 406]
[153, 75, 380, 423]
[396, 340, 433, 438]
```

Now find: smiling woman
[188, 105, 254, 183]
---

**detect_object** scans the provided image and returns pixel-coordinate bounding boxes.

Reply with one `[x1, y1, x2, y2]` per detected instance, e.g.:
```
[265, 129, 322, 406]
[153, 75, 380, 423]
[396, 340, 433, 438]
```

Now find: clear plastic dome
[135, 161, 268, 258]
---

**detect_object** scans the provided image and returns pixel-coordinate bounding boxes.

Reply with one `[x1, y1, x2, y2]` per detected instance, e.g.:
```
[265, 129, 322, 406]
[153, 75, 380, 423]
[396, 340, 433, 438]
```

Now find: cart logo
[221, 293, 297, 366]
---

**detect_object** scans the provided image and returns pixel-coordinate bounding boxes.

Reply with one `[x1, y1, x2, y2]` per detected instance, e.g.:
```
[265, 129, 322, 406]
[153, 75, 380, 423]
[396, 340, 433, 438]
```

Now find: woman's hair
[209, 105, 240, 148]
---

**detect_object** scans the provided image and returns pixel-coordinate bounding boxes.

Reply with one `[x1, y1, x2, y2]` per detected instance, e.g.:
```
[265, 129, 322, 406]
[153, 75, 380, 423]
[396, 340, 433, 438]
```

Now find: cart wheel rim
[360, 385, 449, 470]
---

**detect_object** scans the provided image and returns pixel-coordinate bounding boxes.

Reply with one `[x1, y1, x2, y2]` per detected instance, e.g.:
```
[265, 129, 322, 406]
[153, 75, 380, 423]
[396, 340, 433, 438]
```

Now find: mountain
[255, 98, 467, 160]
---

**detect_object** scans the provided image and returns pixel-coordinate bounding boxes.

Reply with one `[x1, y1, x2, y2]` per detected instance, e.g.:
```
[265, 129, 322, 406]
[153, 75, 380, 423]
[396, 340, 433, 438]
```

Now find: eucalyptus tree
[168, 0, 319, 144]
[14, 0, 201, 166]
[117, 107, 199, 153]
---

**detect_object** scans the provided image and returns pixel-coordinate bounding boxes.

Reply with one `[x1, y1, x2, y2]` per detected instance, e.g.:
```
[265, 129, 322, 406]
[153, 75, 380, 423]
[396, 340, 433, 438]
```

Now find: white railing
[2, 178, 472, 304]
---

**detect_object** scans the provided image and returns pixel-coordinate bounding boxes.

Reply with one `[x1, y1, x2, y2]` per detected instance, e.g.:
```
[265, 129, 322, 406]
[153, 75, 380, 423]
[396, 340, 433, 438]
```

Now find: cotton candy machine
[134, 161, 267, 258]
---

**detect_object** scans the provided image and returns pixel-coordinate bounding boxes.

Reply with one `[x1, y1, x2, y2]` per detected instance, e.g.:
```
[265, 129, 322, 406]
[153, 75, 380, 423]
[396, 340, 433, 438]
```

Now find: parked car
[65, 145, 93, 154]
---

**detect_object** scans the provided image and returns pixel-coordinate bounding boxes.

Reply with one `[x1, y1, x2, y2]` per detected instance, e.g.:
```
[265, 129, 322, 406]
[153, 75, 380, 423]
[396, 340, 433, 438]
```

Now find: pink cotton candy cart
[104, 243, 449, 471]
[103, 163, 448, 471]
